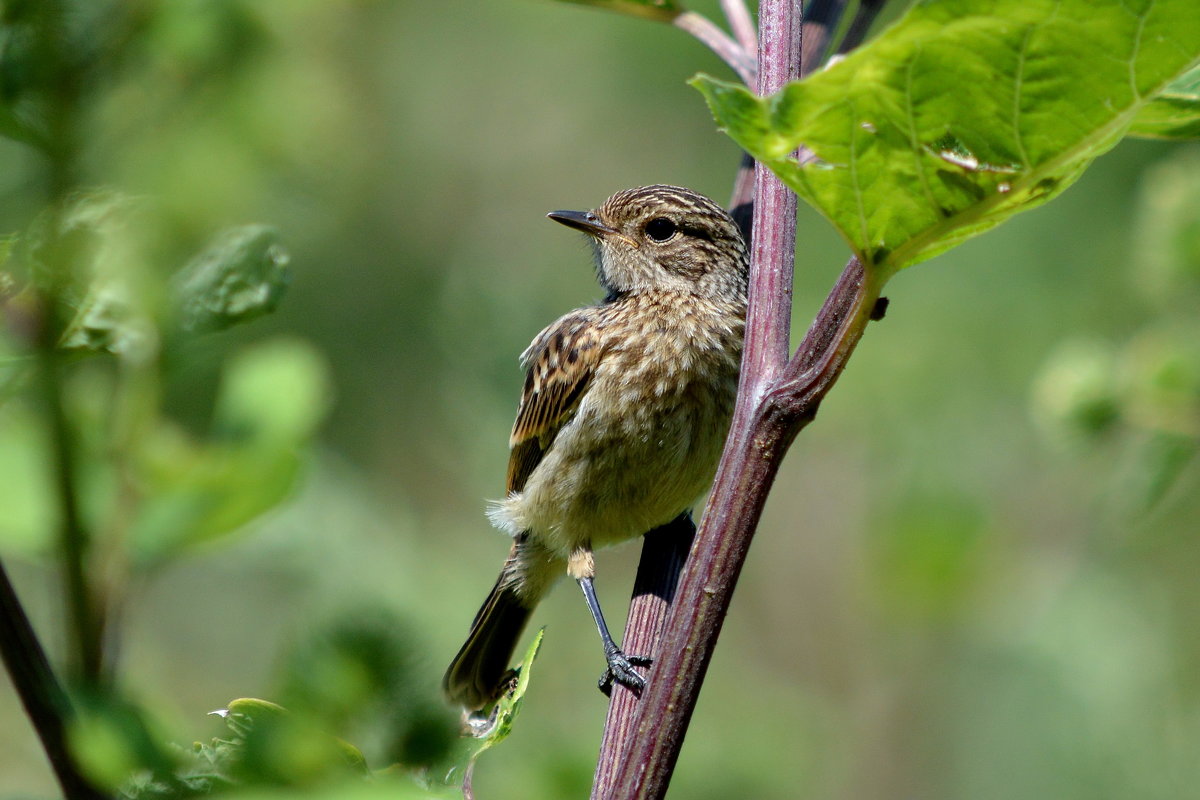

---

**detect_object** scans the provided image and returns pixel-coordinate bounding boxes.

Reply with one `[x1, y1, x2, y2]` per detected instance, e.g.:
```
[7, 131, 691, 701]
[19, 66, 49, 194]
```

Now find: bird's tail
[443, 559, 536, 710]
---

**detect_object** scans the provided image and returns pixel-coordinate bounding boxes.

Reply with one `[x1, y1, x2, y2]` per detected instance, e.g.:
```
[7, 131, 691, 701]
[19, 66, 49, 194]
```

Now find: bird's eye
[644, 217, 677, 242]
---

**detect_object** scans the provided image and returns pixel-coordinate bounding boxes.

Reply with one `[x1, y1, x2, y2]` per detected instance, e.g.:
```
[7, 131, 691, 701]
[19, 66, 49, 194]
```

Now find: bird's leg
[570, 547, 652, 696]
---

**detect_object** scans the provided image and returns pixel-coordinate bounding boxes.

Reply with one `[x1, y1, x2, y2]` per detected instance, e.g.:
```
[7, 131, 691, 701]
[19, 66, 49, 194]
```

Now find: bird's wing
[506, 312, 603, 494]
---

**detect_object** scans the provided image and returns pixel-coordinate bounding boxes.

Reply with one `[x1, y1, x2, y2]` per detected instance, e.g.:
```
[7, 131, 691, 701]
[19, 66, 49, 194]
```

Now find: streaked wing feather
[506, 314, 602, 494]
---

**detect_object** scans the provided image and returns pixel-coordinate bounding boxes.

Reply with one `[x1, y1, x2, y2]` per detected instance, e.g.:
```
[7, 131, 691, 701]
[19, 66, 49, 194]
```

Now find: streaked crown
[554, 185, 748, 301]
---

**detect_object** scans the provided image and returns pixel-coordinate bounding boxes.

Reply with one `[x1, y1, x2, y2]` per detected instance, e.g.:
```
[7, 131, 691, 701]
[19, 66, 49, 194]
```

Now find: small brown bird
[443, 185, 748, 710]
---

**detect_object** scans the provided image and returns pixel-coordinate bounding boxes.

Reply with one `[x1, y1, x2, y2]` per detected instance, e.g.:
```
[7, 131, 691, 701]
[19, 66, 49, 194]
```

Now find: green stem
[35, 341, 104, 686]
[28, 0, 105, 689]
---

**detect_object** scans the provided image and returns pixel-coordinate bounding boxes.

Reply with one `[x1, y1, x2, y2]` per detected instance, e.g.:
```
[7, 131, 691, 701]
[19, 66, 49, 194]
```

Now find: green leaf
[12, 197, 290, 356]
[551, 0, 682, 22]
[274, 608, 458, 770]
[479, 626, 543, 749]
[173, 224, 290, 335]
[128, 428, 302, 564]
[128, 338, 331, 563]
[693, 0, 1200, 277]
[209, 698, 370, 786]
[1129, 65, 1200, 140]
[446, 628, 545, 787]
[212, 337, 332, 446]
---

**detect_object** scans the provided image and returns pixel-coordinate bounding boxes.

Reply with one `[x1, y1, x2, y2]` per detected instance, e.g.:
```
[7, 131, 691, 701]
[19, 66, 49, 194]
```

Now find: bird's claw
[597, 652, 653, 697]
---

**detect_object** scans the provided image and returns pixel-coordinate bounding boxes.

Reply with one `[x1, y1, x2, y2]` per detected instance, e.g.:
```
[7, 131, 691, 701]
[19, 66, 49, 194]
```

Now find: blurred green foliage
[0, 1, 1197, 800]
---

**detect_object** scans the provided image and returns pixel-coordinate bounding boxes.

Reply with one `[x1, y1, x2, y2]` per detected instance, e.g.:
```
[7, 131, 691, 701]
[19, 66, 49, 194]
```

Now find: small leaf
[274, 608, 458, 769]
[694, 0, 1200, 277]
[551, 0, 683, 23]
[1129, 65, 1200, 140]
[59, 279, 158, 358]
[486, 626, 544, 746]
[172, 224, 290, 334]
[447, 629, 545, 788]
[214, 698, 370, 786]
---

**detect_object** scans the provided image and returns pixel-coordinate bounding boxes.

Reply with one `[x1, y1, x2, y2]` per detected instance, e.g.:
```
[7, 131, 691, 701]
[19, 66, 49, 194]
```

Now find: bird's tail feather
[443, 566, 534, 710]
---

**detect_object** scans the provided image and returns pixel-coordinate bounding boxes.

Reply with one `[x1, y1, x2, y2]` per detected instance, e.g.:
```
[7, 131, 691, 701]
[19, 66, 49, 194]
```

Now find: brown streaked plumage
[443, 185, 748, 710]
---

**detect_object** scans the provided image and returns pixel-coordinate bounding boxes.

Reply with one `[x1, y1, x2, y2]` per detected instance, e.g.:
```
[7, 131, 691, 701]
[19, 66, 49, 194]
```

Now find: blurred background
[1, 1, 1198, 798]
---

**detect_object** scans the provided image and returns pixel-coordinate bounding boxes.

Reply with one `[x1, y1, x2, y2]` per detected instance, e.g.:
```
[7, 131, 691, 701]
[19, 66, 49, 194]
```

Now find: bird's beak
[546, 210, 619, 238]
[548, 209, 639, 248]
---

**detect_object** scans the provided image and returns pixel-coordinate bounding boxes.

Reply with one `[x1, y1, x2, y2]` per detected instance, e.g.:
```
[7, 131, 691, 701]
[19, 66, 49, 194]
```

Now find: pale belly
[488, 372, 735, 557]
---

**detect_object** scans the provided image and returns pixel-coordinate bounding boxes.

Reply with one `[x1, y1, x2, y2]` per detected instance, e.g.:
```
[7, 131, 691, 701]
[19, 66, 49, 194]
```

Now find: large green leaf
[1129, 65, 1200, 140]
[693, 0, 1200, 277]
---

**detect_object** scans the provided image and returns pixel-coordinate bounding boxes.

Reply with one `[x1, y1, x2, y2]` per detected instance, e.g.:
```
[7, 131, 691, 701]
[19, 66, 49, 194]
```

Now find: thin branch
[672, 11, 757, 84]
[26, 0, 106, 689]
[720, 0, 759, 60]
[0, 561, 106, 800]
[36, 340, 104, 686]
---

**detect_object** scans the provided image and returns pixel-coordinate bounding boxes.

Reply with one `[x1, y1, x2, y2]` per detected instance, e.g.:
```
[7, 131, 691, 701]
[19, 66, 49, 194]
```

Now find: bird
[443, 185, 748, 711]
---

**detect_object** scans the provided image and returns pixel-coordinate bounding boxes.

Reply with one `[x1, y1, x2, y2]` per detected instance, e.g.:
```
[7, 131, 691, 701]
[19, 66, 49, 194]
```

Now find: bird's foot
[597, 650, 653, 697]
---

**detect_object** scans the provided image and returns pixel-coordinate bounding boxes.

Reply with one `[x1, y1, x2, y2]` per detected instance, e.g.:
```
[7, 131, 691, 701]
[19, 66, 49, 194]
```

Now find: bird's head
[548, 185, 748, 302]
